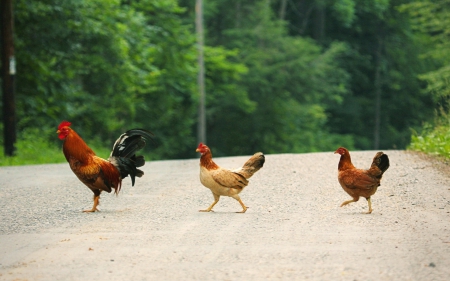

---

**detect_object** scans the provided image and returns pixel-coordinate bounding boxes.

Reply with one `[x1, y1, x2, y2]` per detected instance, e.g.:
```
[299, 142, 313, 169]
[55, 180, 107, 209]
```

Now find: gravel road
[0, 150, 449, 280]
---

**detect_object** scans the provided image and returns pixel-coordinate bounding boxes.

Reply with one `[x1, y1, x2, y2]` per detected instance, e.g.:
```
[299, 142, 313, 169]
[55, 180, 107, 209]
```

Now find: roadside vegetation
[409, 116, 450, 159]
[0, 128, 110, 166]
[403, 1, 450, 159]
[0, 0, 449, 165]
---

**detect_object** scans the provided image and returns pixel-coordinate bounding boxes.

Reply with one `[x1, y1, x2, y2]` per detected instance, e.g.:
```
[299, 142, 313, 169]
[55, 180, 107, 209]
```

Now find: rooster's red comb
[58, 121, 72, 130]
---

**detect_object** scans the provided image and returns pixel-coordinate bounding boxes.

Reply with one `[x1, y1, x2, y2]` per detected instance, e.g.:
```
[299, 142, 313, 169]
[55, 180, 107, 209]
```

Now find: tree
[189, 0, 353, 155]
[279, 0, 434, 149]
[1, 0, 16, 156]
[399, 0, 450, 105]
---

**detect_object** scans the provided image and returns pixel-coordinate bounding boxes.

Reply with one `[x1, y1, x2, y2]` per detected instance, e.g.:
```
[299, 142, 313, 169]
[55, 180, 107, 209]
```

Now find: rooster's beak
[56, 130, 60, 134]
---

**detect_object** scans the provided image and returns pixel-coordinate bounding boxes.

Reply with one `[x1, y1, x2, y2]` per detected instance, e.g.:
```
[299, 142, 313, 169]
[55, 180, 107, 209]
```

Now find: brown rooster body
[335, 147, 390, 214]
[196, 143, 265, 213]
[57, 121, 153, 212]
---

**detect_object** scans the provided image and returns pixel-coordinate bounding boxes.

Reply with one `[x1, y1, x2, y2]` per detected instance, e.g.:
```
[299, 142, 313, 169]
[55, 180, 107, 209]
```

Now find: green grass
[409, 121, 450, 159]
[0, 128, 111, 166]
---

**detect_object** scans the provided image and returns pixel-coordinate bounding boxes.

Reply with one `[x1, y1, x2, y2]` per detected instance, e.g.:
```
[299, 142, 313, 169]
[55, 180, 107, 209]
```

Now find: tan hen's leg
[199, 193, 220, 212]
[235, 197, 248, 213]
[83, 195, 100, 213]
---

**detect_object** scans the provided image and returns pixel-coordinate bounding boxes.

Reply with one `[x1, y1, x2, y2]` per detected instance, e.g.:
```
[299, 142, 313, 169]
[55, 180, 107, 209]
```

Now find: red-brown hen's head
[196, 143, 210, 154]
[57, 121, 72, 140]
[334, 147, 348, 155]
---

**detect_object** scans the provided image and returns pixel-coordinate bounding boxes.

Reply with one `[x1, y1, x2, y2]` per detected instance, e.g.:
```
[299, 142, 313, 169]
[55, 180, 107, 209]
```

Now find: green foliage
[0, 128, 64, 166]
[0, 127, 113, 166]
[400, 0, 450, 157]
[409, 120, 450, 159]
[11, 0, 201, 159]
[322, 0, 435, 149]
[0, 0, 445, 165]
[15, 0, 155, 130]
[399, 0, 450, 103]
[331, 0, 356, 27]
[196, 0, 352, 156]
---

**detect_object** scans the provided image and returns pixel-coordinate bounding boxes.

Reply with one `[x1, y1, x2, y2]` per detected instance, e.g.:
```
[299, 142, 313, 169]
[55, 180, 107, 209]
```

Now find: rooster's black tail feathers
[109, 129, 154, 186]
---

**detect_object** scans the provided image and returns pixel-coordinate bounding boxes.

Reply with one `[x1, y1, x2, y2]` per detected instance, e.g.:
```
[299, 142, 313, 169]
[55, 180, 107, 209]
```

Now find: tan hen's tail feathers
[234, 152, 265, 179]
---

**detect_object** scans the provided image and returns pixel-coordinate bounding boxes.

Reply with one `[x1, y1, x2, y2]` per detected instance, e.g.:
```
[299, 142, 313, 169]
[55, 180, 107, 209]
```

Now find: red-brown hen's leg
[340, 198, 357, 208]
[365, 197, 373, 214]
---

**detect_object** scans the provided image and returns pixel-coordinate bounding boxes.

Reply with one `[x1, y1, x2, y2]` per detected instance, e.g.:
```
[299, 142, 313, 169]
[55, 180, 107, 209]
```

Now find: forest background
[0, 0, 449, 165]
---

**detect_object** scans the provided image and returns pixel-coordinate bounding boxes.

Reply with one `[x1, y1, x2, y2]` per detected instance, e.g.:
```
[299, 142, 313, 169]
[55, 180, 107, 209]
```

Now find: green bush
[409, 119, 450, 159]
[0, 128, 111, 166]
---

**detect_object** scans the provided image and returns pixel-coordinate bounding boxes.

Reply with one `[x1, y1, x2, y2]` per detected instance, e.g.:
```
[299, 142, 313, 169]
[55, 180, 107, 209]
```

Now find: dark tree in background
[1, 0, 16, 156]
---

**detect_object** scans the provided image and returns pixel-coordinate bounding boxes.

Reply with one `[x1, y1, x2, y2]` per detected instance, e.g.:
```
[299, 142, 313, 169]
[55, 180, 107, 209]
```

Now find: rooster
[57, 121, 154, 212]
[334, 147, 390, 214]
[196, 143, 265, 213]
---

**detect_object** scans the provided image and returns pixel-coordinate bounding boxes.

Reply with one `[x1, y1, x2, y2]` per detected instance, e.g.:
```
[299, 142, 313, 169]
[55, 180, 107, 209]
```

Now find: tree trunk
[1, 0, 16, 156]
[196, 0, 206, 145]
[313, 0, 325, 41]
[236, 0, 242, 28]
[374, 37, 383, 150]
[279, 0, 288, 20]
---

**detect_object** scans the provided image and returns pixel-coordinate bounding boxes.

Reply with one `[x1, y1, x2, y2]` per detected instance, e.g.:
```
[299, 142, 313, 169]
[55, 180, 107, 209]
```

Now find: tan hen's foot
[83, 208, 99, 213]
[236, 207, 248, 213]
[199, 209, 214, 212]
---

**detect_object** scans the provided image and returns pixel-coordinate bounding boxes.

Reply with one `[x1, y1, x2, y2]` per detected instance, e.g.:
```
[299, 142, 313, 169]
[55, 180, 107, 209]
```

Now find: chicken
[196, 143, 265, 213]
[334, 147, 390, 214]
[57, 121, 154, 212]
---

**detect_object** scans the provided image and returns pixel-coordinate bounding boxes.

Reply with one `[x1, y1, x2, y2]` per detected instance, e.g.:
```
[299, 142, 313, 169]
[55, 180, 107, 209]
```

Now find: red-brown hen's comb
[197, 142, 204, 149]
[58, 121, 72, 130]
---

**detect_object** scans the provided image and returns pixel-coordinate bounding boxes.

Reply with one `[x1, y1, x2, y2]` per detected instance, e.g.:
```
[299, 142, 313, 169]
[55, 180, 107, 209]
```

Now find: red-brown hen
[335, 147, 390, 214]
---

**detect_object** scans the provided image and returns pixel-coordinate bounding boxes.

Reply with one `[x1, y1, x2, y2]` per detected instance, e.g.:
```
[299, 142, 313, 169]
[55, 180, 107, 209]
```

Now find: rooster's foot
[83, 196, 101, 213]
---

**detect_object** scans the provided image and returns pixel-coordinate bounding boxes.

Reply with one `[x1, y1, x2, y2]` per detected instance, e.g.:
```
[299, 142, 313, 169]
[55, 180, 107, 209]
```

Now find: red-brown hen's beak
[196, 148, 200, 152]
[56, 130, 60, 134]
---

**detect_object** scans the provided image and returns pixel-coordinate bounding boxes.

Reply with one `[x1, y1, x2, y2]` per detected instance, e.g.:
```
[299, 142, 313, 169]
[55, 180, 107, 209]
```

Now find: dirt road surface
[0, 150, 449, 280]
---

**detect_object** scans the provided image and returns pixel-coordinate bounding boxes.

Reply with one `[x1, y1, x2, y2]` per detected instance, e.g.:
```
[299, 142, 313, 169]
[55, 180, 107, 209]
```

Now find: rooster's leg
[199, 193, 220, 212]
[83, 194, 100, 213]
[235, 197, 248, 213]
[340, 199, 356, 207]
[365, 197, 373, 214]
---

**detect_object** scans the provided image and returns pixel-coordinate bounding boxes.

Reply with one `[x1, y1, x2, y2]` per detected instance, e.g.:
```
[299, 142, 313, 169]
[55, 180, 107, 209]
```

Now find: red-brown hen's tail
[369, 152, 390, 179]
